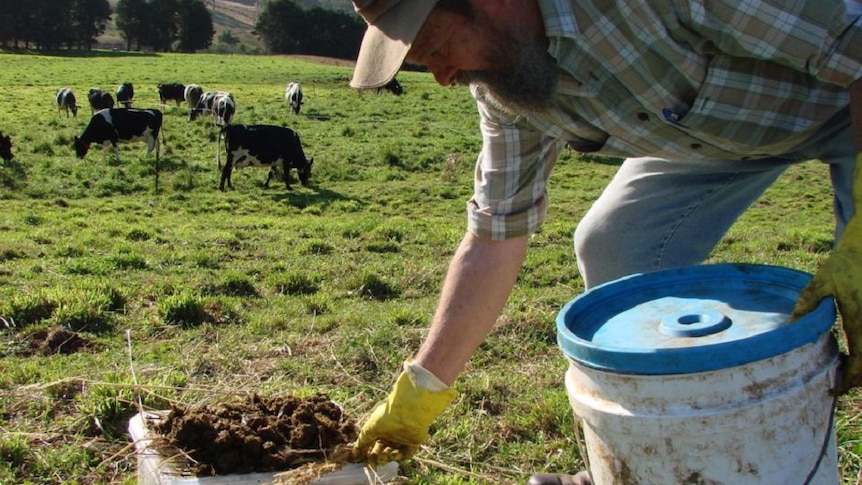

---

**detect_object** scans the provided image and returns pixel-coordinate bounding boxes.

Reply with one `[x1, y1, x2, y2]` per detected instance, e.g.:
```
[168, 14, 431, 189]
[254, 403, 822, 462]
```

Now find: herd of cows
[48, 81, 317, 192]
[2, 76, 405, 192]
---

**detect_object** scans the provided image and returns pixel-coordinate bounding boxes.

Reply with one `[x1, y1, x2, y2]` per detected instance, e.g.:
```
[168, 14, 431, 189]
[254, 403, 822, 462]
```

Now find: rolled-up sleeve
[466, 99, 565, 240]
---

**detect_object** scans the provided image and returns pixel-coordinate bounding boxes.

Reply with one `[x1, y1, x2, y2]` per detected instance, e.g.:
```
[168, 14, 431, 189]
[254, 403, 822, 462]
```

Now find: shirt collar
[537, 0, 581, 39]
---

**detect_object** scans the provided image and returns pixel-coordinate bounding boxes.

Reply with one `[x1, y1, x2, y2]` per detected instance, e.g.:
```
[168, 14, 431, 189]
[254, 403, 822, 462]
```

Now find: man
[349, 0, 862, 483]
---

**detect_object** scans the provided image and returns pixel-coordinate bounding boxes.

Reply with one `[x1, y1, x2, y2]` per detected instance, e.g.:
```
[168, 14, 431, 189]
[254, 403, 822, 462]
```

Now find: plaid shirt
[467, 0, 862, 240]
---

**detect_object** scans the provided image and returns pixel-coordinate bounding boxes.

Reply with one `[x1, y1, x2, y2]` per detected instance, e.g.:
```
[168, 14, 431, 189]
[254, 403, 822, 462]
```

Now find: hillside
[208, 0, 264, 50]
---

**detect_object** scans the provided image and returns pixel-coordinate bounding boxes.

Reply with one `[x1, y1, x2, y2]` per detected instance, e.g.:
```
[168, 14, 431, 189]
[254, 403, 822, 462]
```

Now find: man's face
[408, 4, 559, 115]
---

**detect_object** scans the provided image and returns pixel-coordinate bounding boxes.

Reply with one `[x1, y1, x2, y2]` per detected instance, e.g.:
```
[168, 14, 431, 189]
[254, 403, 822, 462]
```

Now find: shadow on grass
[1, 48, 160, 59]
[270, 185, 362, 207]
[0, 158, 27, 190]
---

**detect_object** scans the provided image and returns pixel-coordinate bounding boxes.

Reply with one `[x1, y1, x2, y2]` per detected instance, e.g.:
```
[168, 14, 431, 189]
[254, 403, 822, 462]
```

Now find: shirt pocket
[659, 55, 845, 155]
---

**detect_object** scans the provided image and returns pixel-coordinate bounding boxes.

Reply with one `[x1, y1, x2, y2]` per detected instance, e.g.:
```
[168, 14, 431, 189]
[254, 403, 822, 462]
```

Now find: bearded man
[348, 1, 862, 483]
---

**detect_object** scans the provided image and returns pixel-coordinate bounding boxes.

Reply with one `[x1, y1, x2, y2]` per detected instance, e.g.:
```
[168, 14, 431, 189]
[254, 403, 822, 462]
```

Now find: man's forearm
[415, 233, 530, 385]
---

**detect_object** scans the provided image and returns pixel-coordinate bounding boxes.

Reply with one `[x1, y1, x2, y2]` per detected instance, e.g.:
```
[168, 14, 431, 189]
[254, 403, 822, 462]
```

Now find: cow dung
[21, 326, 95, 356]
[152, 393, 358, 476]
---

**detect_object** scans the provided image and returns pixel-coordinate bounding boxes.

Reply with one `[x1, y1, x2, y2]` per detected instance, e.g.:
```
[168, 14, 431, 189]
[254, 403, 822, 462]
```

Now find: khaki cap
[351, 0, 438, 89]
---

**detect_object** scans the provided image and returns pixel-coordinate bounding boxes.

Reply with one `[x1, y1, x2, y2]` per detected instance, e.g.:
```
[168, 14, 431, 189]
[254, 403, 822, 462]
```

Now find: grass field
[0, 50, 860, 484]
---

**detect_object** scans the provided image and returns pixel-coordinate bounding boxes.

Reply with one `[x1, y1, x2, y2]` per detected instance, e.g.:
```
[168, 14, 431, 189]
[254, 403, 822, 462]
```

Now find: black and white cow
[157, 82, 186, 106]
[0, 131, 13, 161]
[74, 108, 162, 161]
[56, 87, 78, 117]
[215, 93, 235, 126]
[285, 82, 303, 115]
[377, 77, 403, 96]
[88, 88, 115, 114]
[116, 82, 134, 108]
[190, 90, 216, 120]
[190, 90, 223, 121]
[184, 84, 203, 118]
[219, 124, 313, 191]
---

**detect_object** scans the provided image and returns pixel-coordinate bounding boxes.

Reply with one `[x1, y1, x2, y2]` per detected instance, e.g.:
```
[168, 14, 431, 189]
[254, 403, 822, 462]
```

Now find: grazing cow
[190, 90, 216, 120]
[377, 77, 403, 96]
[191, 90, 223, 121]
[285, 82, 303, 115]
[88, 88, 115, 114]
[56, 87, 78, 117]
[74, 109, 162, 161]
[74, 109, 164, 190]
[184, 84, 203, 118]
[116, 82, 134, 108]
[215, 93, 235, 126]
[191, 91, 234, 125]
[0, 131, 13, 161]
[157, 82, 186, 106]
[219, 124, 313, 191]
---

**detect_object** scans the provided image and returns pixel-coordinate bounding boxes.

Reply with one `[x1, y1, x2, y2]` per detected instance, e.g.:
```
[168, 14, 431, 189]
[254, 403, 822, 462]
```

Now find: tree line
[0, 0, 213, 52]
[0, 0, 365, 59]
[116, 0, 215, 52]
[254, 0, 365, 59]
[0, 0, 112, 50]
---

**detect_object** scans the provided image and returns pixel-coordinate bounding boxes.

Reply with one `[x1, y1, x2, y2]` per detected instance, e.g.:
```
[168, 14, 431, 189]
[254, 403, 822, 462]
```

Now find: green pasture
[0, 50, 859, 484]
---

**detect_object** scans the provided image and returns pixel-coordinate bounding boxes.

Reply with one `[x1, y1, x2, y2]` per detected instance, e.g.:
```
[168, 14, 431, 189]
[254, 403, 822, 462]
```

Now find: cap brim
[350, 1, 437, 89]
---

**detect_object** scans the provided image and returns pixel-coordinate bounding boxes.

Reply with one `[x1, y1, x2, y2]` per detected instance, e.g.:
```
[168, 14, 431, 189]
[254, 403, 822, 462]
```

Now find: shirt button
[636, 112, 649, 121]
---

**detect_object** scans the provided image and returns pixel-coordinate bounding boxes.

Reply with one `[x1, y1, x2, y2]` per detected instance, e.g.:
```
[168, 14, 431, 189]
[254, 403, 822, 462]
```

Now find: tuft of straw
[270, 445, 351, 485]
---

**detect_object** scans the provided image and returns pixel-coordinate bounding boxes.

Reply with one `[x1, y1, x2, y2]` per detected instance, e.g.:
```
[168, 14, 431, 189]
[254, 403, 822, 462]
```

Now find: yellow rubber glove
[352, 362, 457, 467]
[792, 153, 862, 394]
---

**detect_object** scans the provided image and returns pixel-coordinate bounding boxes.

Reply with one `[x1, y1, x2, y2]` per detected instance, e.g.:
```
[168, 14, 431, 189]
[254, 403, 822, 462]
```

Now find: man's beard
[455, 30, 559, 116]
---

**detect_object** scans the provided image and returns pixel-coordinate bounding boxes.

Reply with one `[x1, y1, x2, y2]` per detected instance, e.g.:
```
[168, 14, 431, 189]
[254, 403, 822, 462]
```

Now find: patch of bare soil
[152, 393, 358, 476]
[20, 326, 95, 356]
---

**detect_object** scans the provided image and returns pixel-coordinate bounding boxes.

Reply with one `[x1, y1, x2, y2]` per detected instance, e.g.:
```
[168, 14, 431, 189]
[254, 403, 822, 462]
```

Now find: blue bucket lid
[556, 264, 836, 375]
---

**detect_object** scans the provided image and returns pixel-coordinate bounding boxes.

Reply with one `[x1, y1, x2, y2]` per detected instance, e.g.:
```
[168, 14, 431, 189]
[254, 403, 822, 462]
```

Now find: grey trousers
[573, 120, 857, 289]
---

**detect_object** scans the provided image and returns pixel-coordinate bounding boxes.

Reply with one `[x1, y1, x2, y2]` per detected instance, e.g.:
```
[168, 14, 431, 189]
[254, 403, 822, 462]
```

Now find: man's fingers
[366, 440, 407, 467]
[791, 278, 832, 320]
[352, 430, 375, 460]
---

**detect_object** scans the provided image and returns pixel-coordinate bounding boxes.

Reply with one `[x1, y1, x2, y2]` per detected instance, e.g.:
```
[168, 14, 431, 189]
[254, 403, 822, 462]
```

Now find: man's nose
[430, 65, 458, 86]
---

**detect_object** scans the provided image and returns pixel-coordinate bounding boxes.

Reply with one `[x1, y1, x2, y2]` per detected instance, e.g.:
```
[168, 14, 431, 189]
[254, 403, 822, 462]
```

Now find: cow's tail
[155, 112, 167, 153]
[216, 125, 229, 170]
[153, 121, 164, 195]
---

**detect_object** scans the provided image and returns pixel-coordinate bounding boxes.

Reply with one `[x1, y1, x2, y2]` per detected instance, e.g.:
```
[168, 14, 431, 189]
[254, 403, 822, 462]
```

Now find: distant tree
[218, 30, 239, 46]
[117, 0, 149, 50]
[70, 0, 112, 49]
[254, 0, 364, 58]
[254, 0, 304, 53]
[30, 0, 70, 50]
[144, 0, 180, 52]
[176, 0, 214, 52]
[301, 7, 360, 57]
[22, 0, 109, 49]
[13, 2, 40, 48]
[0, 4, 14, 47]
[294, 0, 352, 14]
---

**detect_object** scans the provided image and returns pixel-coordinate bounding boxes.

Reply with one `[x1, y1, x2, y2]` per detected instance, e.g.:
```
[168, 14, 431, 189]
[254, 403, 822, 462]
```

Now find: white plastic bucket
[556, 264, 840, 485]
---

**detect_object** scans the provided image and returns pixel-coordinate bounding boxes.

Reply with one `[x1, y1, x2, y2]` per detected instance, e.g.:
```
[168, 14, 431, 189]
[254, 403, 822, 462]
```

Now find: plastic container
[556, 263, 840, 485]
[128, 411, 399, 485]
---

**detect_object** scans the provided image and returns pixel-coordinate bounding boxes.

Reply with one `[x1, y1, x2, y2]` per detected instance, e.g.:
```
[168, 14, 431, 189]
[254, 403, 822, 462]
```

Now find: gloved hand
[792, 153, 862, 394]
[352, 362, 457, 467]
